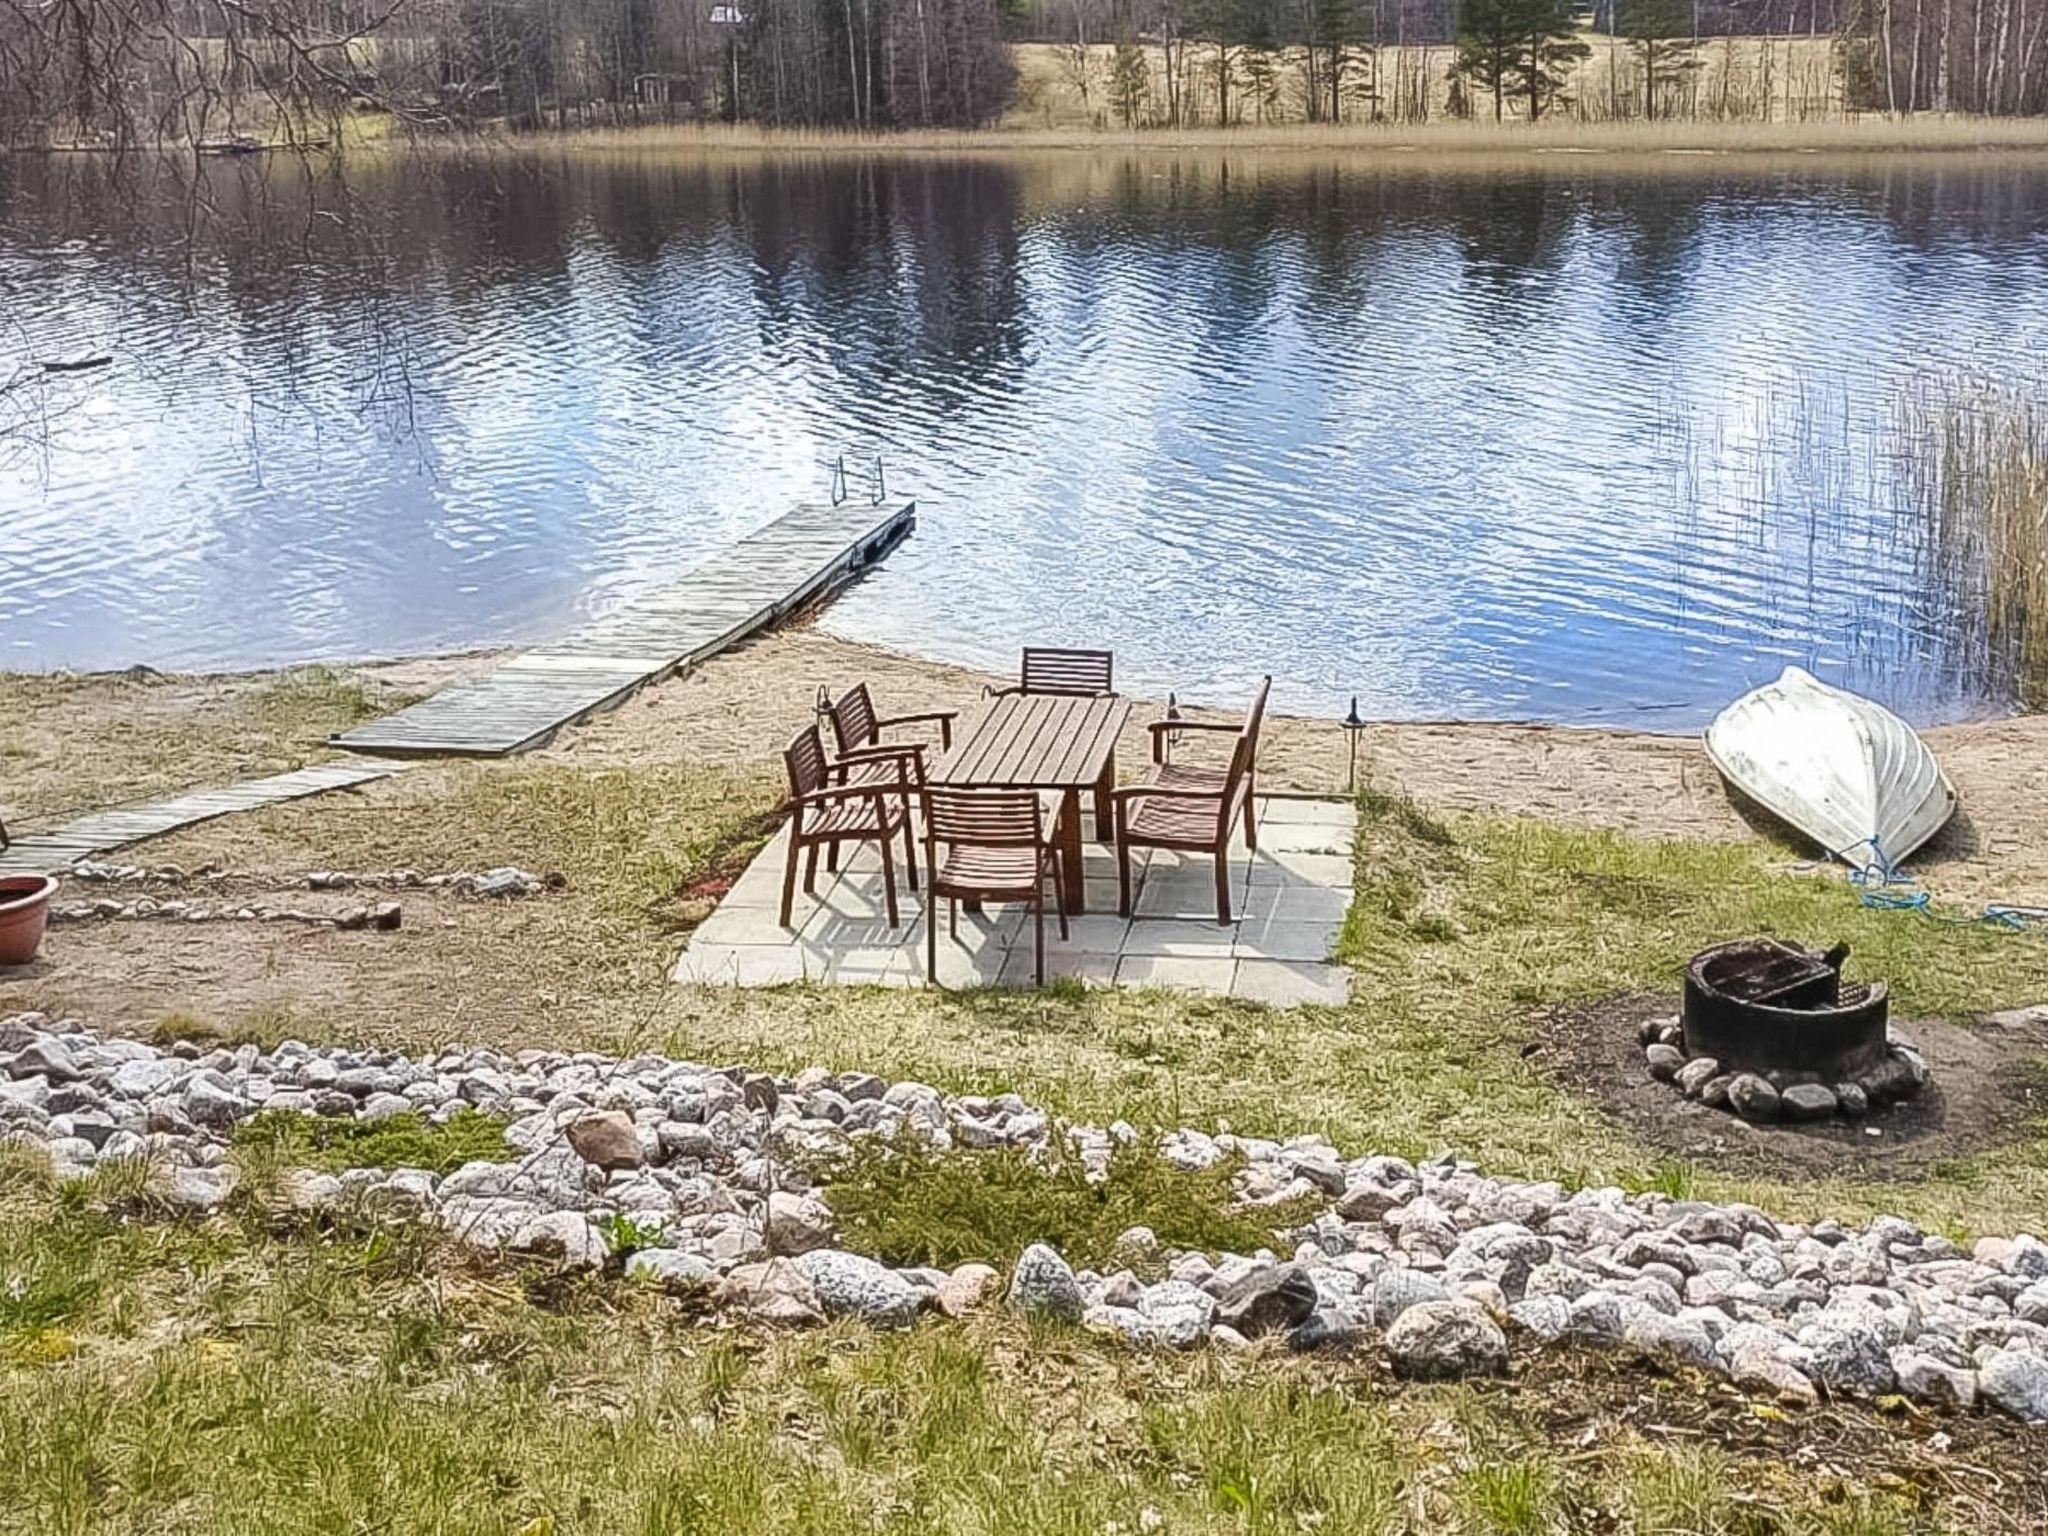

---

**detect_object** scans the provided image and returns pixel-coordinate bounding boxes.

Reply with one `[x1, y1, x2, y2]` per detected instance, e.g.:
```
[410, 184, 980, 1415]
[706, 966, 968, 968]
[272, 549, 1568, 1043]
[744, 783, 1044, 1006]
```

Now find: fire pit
[1639, 939, 1928, 1123]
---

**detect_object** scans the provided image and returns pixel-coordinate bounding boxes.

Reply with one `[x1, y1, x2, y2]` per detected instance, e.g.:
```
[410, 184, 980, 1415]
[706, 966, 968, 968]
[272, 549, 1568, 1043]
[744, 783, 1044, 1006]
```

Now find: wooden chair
[989, 647, 1114, 698]
[1113, 677, 1271, 926]
[827, 681, 957, 758]
[779, 724, 918, 930]
[922, 786, 1069, 986]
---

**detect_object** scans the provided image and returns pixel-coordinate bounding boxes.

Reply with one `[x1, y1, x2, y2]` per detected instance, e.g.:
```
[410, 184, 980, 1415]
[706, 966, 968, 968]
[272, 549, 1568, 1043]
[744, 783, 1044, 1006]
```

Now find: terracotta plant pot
[0, 875, 58, 966]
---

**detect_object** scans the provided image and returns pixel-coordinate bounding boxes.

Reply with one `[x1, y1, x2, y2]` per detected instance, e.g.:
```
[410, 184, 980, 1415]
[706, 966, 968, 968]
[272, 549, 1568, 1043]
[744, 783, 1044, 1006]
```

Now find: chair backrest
[1019, 647, 1113, 697]
[922, 786, 1042, 848]
[827, 682, 879, 755]
[1216, 677, 1272, 832]
[784, 724, 830, 801]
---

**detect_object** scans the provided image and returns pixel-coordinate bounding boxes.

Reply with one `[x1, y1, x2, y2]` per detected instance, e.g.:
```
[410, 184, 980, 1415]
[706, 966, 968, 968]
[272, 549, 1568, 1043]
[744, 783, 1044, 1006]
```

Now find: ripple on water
[1, 152, 2045, 725]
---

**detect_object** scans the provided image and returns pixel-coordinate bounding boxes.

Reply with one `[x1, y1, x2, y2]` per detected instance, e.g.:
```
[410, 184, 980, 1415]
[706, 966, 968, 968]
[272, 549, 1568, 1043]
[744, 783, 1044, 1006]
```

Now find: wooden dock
[0, 758, 409, 877]
[332, 500, 916, 758]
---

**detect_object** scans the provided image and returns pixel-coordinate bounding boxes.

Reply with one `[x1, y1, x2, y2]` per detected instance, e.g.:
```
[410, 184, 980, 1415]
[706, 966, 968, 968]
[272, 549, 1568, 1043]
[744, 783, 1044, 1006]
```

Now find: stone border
[3, 1011, 2046, 1425]
[1638, 1014, 1929, 1124]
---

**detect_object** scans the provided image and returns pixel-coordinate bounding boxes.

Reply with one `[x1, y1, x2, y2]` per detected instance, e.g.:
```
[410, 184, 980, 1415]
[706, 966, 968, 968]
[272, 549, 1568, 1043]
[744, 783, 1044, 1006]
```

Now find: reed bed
[1905, 380, 2048, 709]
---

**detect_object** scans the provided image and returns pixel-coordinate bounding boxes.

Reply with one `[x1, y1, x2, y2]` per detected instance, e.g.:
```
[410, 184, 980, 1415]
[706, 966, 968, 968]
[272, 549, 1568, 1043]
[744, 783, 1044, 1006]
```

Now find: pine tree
[1108, 28, 1152, 124]
[1452, 0, 1584, 120]
[1614, 0, 1697, 118]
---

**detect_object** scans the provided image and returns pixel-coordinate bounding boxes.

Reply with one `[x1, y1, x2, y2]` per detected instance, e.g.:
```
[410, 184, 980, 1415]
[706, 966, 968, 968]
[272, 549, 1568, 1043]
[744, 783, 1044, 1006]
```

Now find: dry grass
[538, 101, 2048, 162]
[1908, 380, 2048, 710]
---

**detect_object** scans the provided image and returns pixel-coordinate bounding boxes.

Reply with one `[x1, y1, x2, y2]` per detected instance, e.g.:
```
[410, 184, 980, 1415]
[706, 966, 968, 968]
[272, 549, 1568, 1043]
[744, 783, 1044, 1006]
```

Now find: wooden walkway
[0, 759, 409, 877]
[332, 500, 917, 758]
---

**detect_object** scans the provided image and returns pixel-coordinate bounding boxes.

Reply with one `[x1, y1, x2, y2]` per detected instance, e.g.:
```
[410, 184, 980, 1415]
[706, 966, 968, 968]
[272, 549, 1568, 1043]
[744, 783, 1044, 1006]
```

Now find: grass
[666, 782, 2048, 1236]
[545, 111, 2048, 161]
[230, 1108, 513, 1174]
[816, 1130, 1310, 1272]
[1906, 378, 2048, 710]
[0, 664, 407, 827]
[0, 1182, 2016, 1534]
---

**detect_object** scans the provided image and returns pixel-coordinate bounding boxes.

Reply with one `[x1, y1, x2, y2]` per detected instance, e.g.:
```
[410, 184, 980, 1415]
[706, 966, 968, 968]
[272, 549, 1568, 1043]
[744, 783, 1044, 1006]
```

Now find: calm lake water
[2, 149, 2046, 726]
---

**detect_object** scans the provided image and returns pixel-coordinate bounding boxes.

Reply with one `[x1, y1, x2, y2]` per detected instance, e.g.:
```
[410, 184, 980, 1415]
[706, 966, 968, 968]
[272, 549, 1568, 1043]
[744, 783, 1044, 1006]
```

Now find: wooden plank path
[331, 499, 917, 758]
[0, 758, 409, 877]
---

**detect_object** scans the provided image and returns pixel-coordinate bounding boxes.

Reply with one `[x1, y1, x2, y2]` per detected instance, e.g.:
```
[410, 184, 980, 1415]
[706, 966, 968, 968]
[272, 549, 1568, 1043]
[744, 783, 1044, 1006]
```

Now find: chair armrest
[877, 710, 957, 749]
[838, 741, 926, 763]
[794, 781, 903, 812]
[1146, 719, 1238, 736]
[1109, 783, 1224, 805]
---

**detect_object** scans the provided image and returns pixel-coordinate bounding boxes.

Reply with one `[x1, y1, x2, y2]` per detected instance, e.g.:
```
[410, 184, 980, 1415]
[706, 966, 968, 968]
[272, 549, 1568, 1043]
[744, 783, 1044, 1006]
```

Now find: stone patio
[672, 796, 1354, 1005]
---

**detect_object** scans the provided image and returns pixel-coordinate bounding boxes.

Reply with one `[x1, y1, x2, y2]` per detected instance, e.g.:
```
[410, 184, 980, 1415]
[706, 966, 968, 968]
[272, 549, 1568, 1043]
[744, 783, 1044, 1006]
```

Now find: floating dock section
[333, 499, 916, 758]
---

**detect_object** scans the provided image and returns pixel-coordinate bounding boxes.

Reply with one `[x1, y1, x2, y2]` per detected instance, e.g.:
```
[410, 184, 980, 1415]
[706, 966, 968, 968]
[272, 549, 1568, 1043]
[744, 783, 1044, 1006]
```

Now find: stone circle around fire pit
[1639, 1013, 1929, 1125]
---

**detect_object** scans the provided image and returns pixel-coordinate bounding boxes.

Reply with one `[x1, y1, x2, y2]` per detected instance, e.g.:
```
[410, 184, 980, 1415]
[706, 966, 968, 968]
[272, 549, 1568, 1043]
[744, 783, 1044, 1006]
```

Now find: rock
[764, 1191, 835, 1256]
[934, 1263, 1002, 1317]
[1623, 1309, 1721, 1374]
[166, 1165, 234, 1211]
[4, 1039, 80, 1083]
[1370, 1268, 1450, 1328]
[795, 1249, 925, 1328]
[1833, 1082, 1869, 1118]
[1645, 1044, 1685, 1082]
[1780, 1083, 1838, 1121]
[1138, 1280, 1218, 1349]
[1979, 1349, 2048, 1422]
[1007, 1243, 1084, 1322]
[509, 1211, 609, 1268]
[1335, 1182, 1403, 1221]
[741, 1073, 780, 1113]
[1287, 1307, 1365, 1353]
[1727, 1074, 1781, 1123]
[1724, 1338, 1819, 1406]
[1798, 1317, 1894, 1396]
[1891, 1348, 1976, 1409]
[717, 1258, 825, 1326]
[564, 1111, 642, 1170]
[1214, 1264, 1318, 1337]
[1507, 1295, 1573, 1341]
[626, 1249, 718, 1293]
[1987, 1003, 2048, 1030]
[1386, 1299, 1509, 1380]
[181, 1076, 252, 1128]
[1674, 1056, 1722, 1098]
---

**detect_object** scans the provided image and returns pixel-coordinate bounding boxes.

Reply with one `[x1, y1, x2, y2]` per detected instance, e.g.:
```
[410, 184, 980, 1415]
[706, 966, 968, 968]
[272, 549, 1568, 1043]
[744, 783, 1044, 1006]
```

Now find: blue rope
[1835, 835, 2048, 936]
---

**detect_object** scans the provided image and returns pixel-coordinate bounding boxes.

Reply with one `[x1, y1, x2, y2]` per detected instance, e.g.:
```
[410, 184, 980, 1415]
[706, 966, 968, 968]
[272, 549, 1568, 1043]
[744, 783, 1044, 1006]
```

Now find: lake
[2, 147, 2045, 727]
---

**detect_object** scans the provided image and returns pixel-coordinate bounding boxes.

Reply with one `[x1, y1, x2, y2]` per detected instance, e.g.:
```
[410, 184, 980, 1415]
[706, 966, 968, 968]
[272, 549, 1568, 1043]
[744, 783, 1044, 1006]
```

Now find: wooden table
[931, 692, 1132, 914]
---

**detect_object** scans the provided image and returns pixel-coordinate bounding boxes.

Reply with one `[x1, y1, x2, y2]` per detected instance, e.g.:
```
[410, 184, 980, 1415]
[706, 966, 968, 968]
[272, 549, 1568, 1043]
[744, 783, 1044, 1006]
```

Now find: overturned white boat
[1704, 666, 1957, 872]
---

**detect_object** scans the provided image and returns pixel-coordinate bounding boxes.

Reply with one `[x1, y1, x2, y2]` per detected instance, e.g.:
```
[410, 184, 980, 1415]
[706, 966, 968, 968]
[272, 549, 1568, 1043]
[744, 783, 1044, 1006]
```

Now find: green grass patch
[231, 1108, 513, 1174]
[814, 1128, 1311, 1272]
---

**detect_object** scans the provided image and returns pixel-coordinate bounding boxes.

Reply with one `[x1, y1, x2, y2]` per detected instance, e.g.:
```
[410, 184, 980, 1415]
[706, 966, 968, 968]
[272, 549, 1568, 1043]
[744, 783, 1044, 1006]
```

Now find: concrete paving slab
[1232, 919, 1338, 963]
[1232, 960, 1351, 1007]
[1116, 954, 1241, 993]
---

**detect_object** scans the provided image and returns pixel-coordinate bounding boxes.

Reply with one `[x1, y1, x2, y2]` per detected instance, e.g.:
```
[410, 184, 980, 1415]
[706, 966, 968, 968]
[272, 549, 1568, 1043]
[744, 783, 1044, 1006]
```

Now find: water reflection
[2, 150, 2045, 726]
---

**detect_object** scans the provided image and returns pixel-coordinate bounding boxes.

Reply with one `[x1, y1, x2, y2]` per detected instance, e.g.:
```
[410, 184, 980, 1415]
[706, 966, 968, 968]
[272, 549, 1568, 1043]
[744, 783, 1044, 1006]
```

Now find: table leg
[1093, 754, 1116, 845]
[1060, 788, 1087, 915]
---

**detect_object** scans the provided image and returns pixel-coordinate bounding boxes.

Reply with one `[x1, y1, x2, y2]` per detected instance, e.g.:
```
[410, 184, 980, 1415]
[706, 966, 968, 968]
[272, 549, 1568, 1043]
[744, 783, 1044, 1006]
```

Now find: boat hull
[1704, 667, 1956, 871]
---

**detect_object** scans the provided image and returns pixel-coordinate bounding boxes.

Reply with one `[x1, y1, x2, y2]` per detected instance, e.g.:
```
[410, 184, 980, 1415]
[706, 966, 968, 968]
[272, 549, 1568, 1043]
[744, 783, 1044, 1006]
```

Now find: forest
[0, 0, 2043, 146]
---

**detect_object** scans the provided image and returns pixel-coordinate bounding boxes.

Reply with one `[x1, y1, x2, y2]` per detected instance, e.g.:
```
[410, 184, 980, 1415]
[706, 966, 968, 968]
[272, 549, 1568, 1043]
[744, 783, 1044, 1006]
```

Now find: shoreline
[522, 114, 2048, 165]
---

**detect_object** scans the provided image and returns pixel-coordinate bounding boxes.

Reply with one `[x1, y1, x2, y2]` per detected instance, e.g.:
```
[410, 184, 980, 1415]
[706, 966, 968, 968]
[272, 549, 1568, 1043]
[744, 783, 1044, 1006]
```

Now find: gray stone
[174, 1075, 246, 1128]
[1833, 1082, 1869, 1118]
[1386, 1299, 1509, 1380]
[5, 1039, 80, 1083]
[1798, 1317, 1894, 1395]
[509, 1211, 609, 1268]
[1727, 1074, 1781, 1123]
[764, 1191, 835, 1257]
[1137, 1280, 1217, 1349]
[1370, 1268, 1450, 1328]
[1780, 1083, 1839, 1121]
[1979, 1349, 2048, 1422]
[1891, 1348, 1976, 1409]
[1674, 1057, 1722, 1098]
[1007, 1243, 1084, 1322]
[1287, 1307, 1365, 1353]
[934, 1263, 1002, 1317]
[1645, 1043, 1685, 1082]
[1507, 1294, 1573, 1341]
[1623, 1309, 1721, 1374]
[1215, 1264, 1318, 1337]
[795, 1249, 925, 1328]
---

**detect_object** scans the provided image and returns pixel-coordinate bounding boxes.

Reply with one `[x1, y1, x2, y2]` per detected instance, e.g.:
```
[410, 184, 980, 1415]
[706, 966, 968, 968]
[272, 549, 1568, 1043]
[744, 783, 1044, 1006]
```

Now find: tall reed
[1904, 380, 2048, 709]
